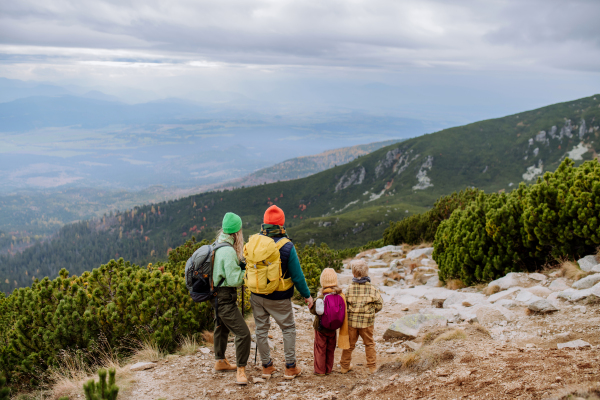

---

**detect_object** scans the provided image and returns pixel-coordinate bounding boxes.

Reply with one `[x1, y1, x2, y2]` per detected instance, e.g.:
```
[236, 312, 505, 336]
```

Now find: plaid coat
[345, 281, 383, 328]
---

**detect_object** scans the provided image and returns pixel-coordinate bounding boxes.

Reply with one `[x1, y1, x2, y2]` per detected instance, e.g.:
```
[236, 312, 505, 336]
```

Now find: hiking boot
[214, 359, 237, 372]
[369, 366, 378, 374]
[236, 366, 248, 385]
[340, 364, 353, 374]
[284, 363, 302, 380]
[262, 361, 276, 379]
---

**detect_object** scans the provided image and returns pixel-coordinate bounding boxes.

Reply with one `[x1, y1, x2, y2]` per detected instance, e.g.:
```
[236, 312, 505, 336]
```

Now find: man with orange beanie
[250, 205, 313, 380]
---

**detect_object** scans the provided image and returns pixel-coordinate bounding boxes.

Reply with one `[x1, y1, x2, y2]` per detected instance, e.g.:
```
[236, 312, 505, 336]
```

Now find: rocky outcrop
[383, 314, 447, 340]
[578, 255, 599, 272]
[375, 148, 401, 178]
[523, 159, 543, 181]
[335, 165, 366, 191]
[572, 274, 600, 289]
[412, 155, 434, 190]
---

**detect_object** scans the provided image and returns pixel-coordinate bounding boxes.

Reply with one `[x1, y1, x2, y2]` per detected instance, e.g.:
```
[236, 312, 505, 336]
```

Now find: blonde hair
[215, 229, 245, 262]
[350, 259, 369, 278]
[318, 285, 342, 296]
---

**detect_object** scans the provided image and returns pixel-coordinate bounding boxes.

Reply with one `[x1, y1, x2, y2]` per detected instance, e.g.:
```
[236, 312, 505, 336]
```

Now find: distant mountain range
[1, 94, 598, 292]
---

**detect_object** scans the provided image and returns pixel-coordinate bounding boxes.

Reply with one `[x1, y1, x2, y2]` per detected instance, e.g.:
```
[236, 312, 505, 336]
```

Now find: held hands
[304, 296, 314, 309]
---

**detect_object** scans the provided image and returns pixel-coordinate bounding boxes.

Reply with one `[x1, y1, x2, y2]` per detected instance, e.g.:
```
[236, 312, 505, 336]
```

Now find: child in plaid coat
[340, 259, 383, 374]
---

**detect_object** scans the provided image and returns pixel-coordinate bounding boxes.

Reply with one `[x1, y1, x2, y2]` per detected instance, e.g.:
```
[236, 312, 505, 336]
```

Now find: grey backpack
[184, 242, 232, 303]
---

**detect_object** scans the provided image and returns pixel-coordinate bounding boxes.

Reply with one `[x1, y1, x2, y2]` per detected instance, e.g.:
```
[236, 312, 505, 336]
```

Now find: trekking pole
[241, 284, 245, 318]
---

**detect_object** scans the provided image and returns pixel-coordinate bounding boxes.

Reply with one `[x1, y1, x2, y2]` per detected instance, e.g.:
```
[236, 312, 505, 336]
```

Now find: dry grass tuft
[584, 294, 600, 305]
[388, 272, 403, 281]
[130, 339, 165, 363]
[471, 323, 491, 338]
[422, 327, 452, 345]
[596, 246, 600, 263]
[483, 284, 500, 296]
[48, 346, 133, 400]
[399, 344, 455, 372]
[177, 336, 200, 356]
[560, 260, 589, 281]
[446, 279, 466, 290]
[417, 242, 433, 249]
[432, 329, 466, 344]
[201, 330, 214, 345]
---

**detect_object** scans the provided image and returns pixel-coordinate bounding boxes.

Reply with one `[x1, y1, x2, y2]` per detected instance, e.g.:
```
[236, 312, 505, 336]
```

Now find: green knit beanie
[222, 212, 242, 234]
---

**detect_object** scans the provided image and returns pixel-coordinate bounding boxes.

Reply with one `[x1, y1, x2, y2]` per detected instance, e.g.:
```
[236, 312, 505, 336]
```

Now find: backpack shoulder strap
[209, 242, 233, 290]
[275, 238, 291, 250]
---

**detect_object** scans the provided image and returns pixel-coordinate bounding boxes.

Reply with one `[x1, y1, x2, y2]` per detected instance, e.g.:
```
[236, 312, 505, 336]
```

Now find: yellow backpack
[243, 235, 294, 295]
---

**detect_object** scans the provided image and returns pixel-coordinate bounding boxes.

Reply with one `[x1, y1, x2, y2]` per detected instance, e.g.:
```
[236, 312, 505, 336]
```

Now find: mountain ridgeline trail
[1, 94, 599, 292]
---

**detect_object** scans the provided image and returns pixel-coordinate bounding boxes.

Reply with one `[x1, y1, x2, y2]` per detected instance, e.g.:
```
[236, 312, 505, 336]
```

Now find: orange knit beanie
[264, 205, 285, 226]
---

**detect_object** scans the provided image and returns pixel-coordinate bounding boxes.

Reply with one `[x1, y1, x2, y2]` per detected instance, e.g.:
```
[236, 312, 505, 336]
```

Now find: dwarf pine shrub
[435, 159, 600, 285]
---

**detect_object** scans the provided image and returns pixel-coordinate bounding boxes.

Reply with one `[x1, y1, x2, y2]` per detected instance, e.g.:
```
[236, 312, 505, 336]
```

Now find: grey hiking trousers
[250, 295, 296, 366]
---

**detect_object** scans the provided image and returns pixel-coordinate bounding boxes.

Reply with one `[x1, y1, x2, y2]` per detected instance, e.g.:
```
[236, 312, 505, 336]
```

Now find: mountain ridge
[1, 94, 599, 292]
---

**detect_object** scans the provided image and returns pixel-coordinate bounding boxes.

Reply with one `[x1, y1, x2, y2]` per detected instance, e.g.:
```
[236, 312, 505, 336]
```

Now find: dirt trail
[123, 250, 600, 400]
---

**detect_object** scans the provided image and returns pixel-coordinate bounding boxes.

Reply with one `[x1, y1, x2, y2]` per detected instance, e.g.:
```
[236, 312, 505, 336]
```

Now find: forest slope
[1, 94, 599, 292]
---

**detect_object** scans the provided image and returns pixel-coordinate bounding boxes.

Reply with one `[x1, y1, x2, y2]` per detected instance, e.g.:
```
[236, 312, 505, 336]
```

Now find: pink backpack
[320, 293, 346, 330]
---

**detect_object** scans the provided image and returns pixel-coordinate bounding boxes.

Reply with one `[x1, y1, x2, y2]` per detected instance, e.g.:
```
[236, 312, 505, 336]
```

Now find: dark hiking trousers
[211, 287, 251, 367]
[314, 330, 336, 374]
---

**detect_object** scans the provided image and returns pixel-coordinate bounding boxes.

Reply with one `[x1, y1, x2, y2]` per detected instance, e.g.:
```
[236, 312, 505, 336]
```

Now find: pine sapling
[83, 368, 119, 400]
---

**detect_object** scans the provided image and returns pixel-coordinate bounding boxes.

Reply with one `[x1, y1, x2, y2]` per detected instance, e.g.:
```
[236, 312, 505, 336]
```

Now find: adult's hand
[305, 297, 314, 309]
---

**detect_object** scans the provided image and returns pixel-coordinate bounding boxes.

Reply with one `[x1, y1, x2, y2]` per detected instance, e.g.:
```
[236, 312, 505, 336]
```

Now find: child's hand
[305, 297, 314, 309]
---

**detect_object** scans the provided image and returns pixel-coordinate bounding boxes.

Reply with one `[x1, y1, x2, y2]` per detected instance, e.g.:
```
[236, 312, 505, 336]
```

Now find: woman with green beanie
[211, 212, 251, 385]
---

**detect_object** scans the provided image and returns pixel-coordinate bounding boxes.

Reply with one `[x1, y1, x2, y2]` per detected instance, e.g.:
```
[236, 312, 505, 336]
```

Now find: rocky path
[123, 246, 600, 400]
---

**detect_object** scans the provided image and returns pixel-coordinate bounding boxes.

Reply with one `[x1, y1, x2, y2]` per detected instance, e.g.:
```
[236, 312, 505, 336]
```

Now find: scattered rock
[386, 348, 398, 354]
[525, 285, 552, 298]
[577, 255, 599, 272]
[383, 314, 447, 340]
[488, 273, 532, 290]
[528, 299, 558, 313]
[549, 278, 571, 291]
[253, 377, 266, 384]
[431, 298, 445, 308]
[425, 275, 440, 287]
[557, 283, 600, 302]
[593, 265, 600, 273]
[494, 299, 518, 309]
[557, 339, 591, 350]
[406, 247, 434, 260]
[401, 307, 409, 311]
[475, 306, 514, 325]
[515, 290, 543, 306]
[199, 347, 211, 354]
[488, 287, 521, 303]
[130, 362, 157, 371]
[572, 273, 600, 289]
[404, 341, 421, 351]
[389, 374, 398, 381]
[574, 305, 587, 313]
[528, 273, 547, 282]
[384, 278, 397, 286]
[525, 343, 536, 348]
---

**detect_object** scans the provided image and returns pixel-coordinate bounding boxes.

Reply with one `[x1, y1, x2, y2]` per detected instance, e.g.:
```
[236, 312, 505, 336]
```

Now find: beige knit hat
[320, 268, 338, 288]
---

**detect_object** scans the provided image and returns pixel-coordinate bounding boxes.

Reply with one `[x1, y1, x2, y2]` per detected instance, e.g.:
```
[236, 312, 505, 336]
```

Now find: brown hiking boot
[236, 367, 248, 385]
[214, 359, 237, 372]
[340, 364, 353, 374]
[284, 363, 301, 380]
[262, 363, 276, 379]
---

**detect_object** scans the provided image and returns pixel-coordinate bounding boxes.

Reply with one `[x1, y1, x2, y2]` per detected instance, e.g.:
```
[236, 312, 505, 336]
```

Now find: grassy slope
[1, 94, 599, 290]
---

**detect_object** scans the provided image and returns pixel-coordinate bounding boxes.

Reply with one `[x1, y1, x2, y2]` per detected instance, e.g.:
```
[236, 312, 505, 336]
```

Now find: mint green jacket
[212, 233, 244, 288]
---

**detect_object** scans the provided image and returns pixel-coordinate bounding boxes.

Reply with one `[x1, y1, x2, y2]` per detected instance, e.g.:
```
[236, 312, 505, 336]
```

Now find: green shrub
[522, 158, 600, 259]
[83, 368, 118, 400]
[0, 238, 214, 387]
[434, 159, 600, 285]
[384, 188, 479, 245]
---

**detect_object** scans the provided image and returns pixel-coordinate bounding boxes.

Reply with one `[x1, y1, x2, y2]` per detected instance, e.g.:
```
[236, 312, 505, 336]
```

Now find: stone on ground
[528, 299, 558, 313]
[557, 339, 591, 350]
[488, 287, 521, 303]
[578, 255, 599, 272]
[525, 285, 552, 298]
[548, 278, 571, 291]
[572, 273, 600, 289]
[383, 313, 447, 340]
[406, 247, 434, 259]
[130, 361, 157, 371]
[488, 273, 532, 291]
[515, 290, 544, 306]
[426, 275, 440, 287]
[475, 306, 515, 325]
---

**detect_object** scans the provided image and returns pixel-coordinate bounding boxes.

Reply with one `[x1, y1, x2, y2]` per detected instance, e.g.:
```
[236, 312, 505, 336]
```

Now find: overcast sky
[1, 0, 600, 117]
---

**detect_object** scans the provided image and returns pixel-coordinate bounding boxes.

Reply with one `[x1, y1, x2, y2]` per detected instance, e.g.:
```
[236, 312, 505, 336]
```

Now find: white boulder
[406, 247, 434, 259]
[488, 273, 531, 290]
[578, 255, 599, 272]
[488, 287, 521, 303]
[425, 275, 440, 287]
[130, 362, 157, 371]
[557, 339, 591, 350]
[525, 285, 552, 298]
[495, 299, 518, 309]
[549, 278, 571, 291]
[572, 273, 600, 290]
[515, 290, 544, 306]
[528, 299, 558, 313]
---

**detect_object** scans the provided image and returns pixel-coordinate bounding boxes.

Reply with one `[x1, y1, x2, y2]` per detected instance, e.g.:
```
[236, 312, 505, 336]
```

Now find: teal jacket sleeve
[213, 247, 244, 287]
[287, 246, 311, 298]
